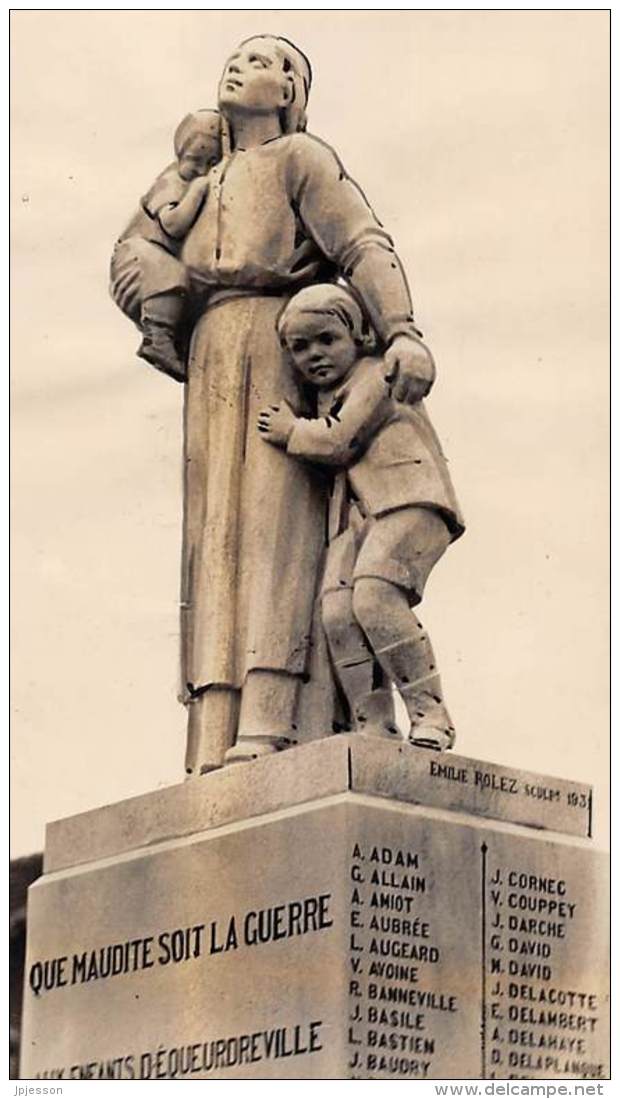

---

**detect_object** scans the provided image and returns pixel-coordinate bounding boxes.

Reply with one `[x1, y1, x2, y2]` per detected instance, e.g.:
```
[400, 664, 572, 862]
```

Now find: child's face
[178, 135, 221, 181]
[284, 313, 358, 388]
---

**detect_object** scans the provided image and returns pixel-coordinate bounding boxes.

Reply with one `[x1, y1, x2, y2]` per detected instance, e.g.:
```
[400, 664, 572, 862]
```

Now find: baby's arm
[158, 175, 211, 239]
[259, 363, 390, 465]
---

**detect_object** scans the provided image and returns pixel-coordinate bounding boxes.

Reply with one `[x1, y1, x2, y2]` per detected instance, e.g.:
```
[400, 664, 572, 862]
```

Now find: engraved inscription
[348, 842, 459, 1079]
[483, 858, 605, 1079]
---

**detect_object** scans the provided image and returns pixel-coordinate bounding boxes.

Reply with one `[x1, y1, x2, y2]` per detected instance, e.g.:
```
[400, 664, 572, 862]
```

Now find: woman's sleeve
[288, 135, 421, 345]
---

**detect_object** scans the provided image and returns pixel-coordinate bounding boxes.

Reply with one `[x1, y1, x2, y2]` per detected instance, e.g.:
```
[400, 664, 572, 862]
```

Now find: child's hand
[257, 403, 296, 446]
[188, 174, 211, 194]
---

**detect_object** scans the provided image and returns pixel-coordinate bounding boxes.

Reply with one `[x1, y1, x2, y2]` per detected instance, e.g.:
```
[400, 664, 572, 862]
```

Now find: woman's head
[277, 284, 375, 388]
[218, 36, 311, 135]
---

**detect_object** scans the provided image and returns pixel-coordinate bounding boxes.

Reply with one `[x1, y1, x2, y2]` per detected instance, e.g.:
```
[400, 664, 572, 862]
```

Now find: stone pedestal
[21, 737, 609, 1080]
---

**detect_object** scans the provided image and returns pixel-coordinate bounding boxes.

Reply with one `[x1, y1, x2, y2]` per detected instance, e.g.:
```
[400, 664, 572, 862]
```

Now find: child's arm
[158, 175, 211, 239]
[259, 363, 391, 465]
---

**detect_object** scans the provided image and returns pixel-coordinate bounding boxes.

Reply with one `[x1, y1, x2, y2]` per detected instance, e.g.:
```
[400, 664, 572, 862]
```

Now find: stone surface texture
[45, 737, 592, 875]
[22, 743, 608, 1081]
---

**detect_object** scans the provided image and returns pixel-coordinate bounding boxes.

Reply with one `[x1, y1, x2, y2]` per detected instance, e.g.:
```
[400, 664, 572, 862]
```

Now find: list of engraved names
[347, 841, 460, 1079]
[482, 852, 605, 1080]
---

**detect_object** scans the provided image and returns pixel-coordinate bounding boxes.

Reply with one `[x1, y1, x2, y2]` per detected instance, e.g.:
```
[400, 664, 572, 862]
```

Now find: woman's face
[218, 39, 290, 115]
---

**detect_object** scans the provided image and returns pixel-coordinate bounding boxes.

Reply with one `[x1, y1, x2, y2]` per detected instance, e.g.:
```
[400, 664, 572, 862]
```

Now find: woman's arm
[288, 136, 435, 403]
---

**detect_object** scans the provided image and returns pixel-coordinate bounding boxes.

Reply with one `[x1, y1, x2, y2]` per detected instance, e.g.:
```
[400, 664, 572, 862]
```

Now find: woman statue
[113, 35, 437, 775]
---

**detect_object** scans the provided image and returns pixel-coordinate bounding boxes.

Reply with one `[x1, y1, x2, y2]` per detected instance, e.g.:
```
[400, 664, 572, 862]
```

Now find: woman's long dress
[182, 293, 327, 696]
[180, 132, 422, 741]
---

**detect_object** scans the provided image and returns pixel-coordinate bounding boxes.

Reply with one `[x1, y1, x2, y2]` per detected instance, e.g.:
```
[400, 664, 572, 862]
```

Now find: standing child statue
[260, 284, 464, 751]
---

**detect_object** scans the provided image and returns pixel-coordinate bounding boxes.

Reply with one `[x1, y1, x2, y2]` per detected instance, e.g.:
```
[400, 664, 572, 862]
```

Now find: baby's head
[277, 284, 375, 388]
[174, 110, 222, 181]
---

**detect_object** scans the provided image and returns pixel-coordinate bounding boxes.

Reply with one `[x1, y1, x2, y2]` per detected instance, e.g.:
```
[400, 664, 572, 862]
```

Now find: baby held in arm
[258, 284, 465, 751]
[110, 110, 222, 382]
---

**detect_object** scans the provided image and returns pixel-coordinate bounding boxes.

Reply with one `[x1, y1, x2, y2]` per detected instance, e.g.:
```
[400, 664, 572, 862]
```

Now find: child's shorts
[321, 504, 451, 607]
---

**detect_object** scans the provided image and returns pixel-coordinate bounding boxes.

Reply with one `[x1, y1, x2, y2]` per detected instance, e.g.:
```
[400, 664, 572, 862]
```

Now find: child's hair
[277, 283, 376, 352]
[173, 110, 222, 159]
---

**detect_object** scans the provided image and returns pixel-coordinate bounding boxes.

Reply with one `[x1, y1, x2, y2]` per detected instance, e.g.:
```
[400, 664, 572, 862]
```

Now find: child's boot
[138, 323, 186, 383]
[138, 291, 186, 382]
[401, 678, 456, 751]
[374, 635, 456, 752]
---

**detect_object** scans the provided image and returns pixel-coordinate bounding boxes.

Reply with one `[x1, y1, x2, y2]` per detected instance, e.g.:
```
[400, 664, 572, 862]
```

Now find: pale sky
[10, 10, 610, 855]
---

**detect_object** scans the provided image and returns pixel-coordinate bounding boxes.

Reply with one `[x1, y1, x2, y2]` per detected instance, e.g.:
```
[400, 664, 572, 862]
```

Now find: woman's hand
[383, 334, 436, 404]
[257, 403, 296, 446]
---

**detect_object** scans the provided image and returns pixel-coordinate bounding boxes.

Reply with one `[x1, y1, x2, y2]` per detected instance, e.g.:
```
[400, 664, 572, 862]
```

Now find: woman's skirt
[180, 293, 329, 704]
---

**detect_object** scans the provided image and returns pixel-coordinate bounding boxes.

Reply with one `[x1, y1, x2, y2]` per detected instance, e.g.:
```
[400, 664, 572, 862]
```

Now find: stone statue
[111, 110, 222, 382]
[260, 284, 464, 752]
[111, 34, 460, 775]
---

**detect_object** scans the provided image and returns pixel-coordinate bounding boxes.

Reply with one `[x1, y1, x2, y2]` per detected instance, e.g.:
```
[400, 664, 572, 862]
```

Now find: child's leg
[139, 293, 187, 382]
[142, 289, 185, 326]
[321, 519, 399, 739]
[352, 578, 454, 748]
[322, 587, 399, 739]
[112, 238, 189, 382]
[110, 238, 144, 323]
[323, 587, 373, 704]
[352, 507, 455, 751]
[139, 243, 190, 382]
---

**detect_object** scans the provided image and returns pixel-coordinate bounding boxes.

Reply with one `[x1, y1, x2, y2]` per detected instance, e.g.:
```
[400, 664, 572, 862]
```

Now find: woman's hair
[277, 283, 376, 351]
[221, 36, 312, 154]
[174, 109, 222, 158]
